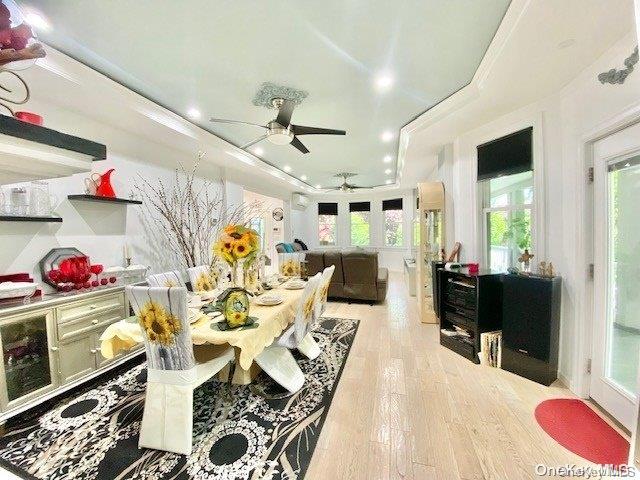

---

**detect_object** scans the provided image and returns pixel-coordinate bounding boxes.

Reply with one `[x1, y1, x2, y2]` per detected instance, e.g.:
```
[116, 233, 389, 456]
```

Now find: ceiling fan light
[267, 132, 294, 145]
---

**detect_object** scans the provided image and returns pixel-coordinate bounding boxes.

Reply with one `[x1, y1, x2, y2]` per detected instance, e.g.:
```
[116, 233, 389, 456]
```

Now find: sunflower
[321, 283, 330, 302]
[280, 259, 298, 277]
[213, 237, 235, 264]
[138, 300, 182, 346]
[233, 237, 252, 258]
[194, 272, 214, 292]
[303, 292, 316, 320]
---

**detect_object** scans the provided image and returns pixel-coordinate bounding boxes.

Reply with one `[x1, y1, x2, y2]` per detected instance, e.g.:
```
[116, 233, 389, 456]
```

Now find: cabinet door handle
[90, 349, 97, 354]
[92, 319, 99, 325]
[89, 305, 97, 310]
[50, 346, 59, 352]
[518, 348, 529, 355]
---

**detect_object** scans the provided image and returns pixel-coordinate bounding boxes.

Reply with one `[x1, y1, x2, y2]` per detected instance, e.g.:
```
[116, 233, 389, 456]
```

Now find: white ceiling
[398, 0, 636, 186]
[23, 0, 509, 189]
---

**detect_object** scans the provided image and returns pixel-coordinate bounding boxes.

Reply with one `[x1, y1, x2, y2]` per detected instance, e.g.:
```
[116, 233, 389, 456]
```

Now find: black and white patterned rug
[0, 317, 358, 480]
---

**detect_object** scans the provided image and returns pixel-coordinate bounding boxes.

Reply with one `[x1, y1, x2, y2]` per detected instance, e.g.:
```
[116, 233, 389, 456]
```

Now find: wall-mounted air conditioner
[292, 193, 309, 209]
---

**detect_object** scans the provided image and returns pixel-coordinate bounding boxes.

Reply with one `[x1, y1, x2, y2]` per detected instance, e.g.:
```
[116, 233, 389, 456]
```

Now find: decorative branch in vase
[135, 152, 265, 271]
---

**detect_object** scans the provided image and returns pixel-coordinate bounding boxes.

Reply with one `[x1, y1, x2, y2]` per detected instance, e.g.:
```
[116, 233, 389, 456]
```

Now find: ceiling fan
[210, 98, 346, 154]
[325, 172, 373, 192]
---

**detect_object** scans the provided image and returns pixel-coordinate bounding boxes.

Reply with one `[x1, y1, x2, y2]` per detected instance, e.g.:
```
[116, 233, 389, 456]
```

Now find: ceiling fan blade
[240, 135, 268, 149]
[210, 118, 267, 129]
[275, 100, 295, 127]
[290, 136, 310, 154]
[293, 125, 346, 136]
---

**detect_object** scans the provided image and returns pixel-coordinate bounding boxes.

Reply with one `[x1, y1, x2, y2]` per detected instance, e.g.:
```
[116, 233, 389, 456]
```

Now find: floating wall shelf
[0, 115, 107, 186]
[67, 195, 142, 205]
[0, 215, 62, 223]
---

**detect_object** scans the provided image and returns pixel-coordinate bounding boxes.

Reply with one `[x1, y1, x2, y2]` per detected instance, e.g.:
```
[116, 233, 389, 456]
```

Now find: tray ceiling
[24, 0, 510, 189]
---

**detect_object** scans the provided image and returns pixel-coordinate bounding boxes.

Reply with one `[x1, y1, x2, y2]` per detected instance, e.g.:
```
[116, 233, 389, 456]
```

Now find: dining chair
[126, 285, 234, 455]
[293, 265, 336, 360]
[146, 270, 186, 288]
[186, 265, 217, 292]
[254, 273, 322, 393]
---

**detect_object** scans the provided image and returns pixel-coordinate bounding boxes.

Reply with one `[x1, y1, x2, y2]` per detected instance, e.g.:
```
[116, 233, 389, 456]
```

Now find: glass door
[0, 309, 58, 410]
[591, 122, 640, 430]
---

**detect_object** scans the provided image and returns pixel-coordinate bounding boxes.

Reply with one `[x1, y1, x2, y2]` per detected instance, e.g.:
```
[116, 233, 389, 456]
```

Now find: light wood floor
[306, 272, 605, 480]
[0, 273, 622, 480]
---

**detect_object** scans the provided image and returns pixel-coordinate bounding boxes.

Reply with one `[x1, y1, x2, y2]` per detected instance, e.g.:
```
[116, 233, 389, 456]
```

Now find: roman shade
[349, 201, 370, 212]
[318, 202, 338, 215]
[477, 127, 533, 181]
[382, 198, 403, 211]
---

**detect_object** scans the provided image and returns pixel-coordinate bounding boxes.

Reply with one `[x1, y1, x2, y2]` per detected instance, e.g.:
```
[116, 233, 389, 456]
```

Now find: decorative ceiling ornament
[252, 82, 308, 109]
[598, 46, 638, 85]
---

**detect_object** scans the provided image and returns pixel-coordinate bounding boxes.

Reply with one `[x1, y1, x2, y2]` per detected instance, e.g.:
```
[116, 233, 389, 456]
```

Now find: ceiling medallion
[252, 82, 308, 109]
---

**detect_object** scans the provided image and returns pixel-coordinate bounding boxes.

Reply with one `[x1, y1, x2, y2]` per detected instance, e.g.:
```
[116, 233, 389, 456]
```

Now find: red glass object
[109, 276, 116, 284]
[91, 280, 99, 288]
[14, 111, 43, 126]
[92, 169, 116, 198]
[100, 278, 108, 286]
[89, 264, 103, 275]
[468, 263, 480, 273]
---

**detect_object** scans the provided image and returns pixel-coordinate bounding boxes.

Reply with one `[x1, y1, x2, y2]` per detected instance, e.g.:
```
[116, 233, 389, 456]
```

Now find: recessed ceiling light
[253, 147, 264, 156]
[385, 179, 393, 185]
[315, 184, 322, 189]
[383, 155, 392, 163]
[381, 131, 394, 142]
[300, 175, 307, 181]
[283, 165, 292, 172]
[25, 12, 51, 31]
[557, 39, 575, 50]
[375, 74, 394, 91]
[186, 108, 201, 120]
[385, 169, 392, 175]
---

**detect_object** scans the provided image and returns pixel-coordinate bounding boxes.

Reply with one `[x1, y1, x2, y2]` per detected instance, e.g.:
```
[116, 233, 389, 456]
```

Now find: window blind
[349, 201, 370, 212]
[382, 198, 403, 211]
[318, 202, 338, 215]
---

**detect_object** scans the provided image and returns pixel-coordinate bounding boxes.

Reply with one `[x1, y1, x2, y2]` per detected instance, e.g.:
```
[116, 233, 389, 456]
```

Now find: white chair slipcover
[186, 265, 217, 292]
[146, 270, 186, 288]
[127, 285, 234, 455]
[255, 274, 322, 393]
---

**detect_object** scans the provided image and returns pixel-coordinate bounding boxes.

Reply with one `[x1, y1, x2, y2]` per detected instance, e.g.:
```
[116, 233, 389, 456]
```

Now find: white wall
[0, 98, 226, 292]
[423, 32, 640, 393]
[292, 188, 417, 272]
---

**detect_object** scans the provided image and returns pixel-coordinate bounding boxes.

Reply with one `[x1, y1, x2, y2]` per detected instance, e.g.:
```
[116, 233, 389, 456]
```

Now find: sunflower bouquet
[213, 224, 261, 274]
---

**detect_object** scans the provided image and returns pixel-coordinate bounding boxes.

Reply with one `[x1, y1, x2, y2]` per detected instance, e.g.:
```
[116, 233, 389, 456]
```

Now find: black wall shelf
[0, 115, 106, 160]
[67, 195, 142, 205]
[0, 215, 62, 223]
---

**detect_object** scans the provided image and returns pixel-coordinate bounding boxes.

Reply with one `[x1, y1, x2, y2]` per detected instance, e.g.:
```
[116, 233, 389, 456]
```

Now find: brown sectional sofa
[304, 249, 388, 303]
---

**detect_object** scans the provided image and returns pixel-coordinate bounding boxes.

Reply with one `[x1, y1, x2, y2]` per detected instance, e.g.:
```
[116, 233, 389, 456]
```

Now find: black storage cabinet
[501, 274, 562, 386]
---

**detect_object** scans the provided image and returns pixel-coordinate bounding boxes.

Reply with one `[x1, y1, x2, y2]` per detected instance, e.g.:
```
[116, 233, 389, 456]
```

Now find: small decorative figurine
[547, 262, 555, 277]
[209, 287, 257, 330]
[518, 249, 534, 273]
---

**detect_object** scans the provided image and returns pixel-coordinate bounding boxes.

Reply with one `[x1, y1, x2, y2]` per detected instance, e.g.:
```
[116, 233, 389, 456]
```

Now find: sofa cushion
[341, 249, 379, 300]
[294, 238, 309, 250]
[304, 251, 325, 276]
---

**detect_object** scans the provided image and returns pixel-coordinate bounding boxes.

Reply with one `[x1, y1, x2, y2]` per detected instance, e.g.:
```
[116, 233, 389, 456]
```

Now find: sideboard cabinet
[0, 287, 142, 421]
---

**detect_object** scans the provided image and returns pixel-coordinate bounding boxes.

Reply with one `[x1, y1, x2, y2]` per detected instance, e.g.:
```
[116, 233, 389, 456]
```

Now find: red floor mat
[535, 398, 629, 465]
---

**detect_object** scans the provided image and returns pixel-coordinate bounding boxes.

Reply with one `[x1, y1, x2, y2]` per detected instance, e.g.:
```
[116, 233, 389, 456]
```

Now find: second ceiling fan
[210, 98, 346, 154]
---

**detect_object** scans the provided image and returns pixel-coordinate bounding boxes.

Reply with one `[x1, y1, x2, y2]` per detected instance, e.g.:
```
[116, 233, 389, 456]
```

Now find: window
[481, 170, 533, 271]
[383, 198, 403, 247]
[249, 217, 265, 251]
[318, 202, 338, 246]
[349, 202, 370, 246]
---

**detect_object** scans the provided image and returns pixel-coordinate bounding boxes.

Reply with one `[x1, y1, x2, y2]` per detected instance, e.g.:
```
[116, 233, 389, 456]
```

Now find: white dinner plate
[284, 281, 305, 290]
[255, 294, 284, 306]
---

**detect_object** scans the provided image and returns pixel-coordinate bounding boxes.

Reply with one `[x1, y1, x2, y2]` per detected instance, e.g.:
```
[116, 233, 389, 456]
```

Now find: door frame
[574, 101, 640, 400]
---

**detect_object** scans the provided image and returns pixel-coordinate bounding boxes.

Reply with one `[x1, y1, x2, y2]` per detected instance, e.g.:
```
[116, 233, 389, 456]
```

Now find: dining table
[99, 281, 306, 384]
